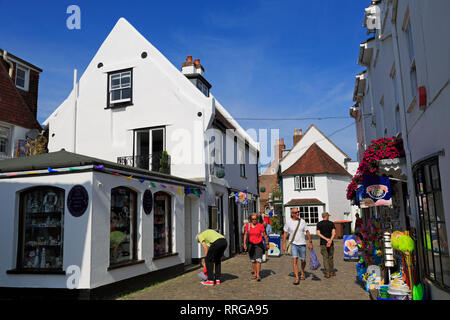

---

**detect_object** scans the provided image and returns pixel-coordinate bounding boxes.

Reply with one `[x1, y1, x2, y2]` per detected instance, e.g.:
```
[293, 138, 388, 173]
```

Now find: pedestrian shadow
[320, 268, 339, 275]
[288, 271, 322, 281]
[260, 269, 275, 279]
[221, 273, 239, 282]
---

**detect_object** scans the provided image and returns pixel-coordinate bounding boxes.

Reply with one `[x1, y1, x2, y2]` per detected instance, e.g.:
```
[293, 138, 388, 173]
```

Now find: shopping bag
[309, 248, 320, 270]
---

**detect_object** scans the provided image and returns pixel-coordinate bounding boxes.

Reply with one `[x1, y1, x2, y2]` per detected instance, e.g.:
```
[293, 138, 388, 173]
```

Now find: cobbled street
[121, 239, 370, 300]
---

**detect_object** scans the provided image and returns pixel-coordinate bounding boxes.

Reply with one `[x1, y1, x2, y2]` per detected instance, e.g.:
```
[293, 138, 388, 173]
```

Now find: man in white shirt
[282, 207, 313, 285]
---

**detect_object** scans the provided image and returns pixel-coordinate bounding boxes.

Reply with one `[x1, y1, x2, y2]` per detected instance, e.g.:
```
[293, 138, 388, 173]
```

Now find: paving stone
[121, 239, 370, 300]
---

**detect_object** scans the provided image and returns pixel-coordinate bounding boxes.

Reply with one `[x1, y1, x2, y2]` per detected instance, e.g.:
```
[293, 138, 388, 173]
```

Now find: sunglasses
[251, 218, 258, 220]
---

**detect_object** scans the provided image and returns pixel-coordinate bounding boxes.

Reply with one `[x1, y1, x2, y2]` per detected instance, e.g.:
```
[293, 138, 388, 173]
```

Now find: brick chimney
[275, 138, 286, 160]
[293, 129, 303, 146]
[182, 55, 204, 76]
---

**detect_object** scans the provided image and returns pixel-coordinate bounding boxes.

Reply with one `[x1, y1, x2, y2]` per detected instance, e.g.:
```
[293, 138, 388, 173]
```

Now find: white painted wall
[0, 172, 93, 289]
[280, 125, 350, 173]
[0, 170, 206, 290]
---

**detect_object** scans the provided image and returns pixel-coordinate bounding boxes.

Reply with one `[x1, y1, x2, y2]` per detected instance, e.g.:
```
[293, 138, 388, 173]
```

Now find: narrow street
[121, 239, 369, 300]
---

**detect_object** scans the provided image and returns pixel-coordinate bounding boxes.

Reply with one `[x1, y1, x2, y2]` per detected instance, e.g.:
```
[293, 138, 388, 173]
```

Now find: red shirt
[247, 223, 265, 244]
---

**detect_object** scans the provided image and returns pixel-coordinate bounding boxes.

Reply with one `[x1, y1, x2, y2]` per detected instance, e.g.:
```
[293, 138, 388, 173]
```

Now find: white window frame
[298, 206, 319, 224]
[294, 176, 301, 190]
[0, 125, 11, 156]
[109, 70, 132, 104]
[300, 176, 315, 190]
[15, 65, 29, 91]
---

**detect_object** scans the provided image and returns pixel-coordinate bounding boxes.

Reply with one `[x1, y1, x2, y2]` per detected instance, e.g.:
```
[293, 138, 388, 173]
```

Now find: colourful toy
[398, 234, 415, 253]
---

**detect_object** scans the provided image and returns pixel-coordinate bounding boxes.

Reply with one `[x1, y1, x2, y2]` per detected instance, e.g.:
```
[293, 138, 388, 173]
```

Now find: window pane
[121, 88, 131, 100]
[111, 90, 121, 101]
[22, 188, 64, 269]
[154, 192, 171, 257]
[430, 164, 441, 190]
[434, 192, 445, 222]
[121, 76, 131, 87]
[111, 77, 121, 89]
[0, 138, 6, 153]
[427, 194, 437, 222]
[110, 188, 136, 265]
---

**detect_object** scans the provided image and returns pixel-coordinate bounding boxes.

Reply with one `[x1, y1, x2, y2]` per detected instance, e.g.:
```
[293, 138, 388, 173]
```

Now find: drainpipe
[2, 50, 14, 78]
[73, 69, 78, 153]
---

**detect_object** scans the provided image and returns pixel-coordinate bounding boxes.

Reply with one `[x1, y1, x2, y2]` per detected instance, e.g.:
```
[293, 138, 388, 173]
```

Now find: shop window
[18, 187, 65, 271]
[154, 191, 172, 257]
[414, 157, 449, 290]
[110, 187, 138, 266]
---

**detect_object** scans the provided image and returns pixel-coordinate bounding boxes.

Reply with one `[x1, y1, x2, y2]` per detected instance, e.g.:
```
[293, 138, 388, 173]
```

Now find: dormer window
[15, 65, 29, 91]
[107, 69, 132, 107]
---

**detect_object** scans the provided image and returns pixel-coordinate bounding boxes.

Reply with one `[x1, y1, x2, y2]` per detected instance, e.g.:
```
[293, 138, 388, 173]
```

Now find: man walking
[316, 212, 336, 278]
[282, 208, 313, 285]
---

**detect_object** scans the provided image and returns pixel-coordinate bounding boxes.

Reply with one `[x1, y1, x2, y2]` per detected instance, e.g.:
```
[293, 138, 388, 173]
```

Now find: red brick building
[0, 49, 42, 158]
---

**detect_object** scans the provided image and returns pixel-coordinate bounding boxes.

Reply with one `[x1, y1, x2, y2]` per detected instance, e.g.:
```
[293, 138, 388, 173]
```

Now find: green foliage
[270, 217, 283, 234]
[271, 188, 282, 201]
[159, 151, 171, 174]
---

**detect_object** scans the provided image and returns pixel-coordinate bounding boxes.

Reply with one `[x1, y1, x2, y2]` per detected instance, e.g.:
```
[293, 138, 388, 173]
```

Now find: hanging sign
[67, 185, 89, 217]
[361, 175, 392, 208]
[143, 189, 153, 215]
[235, 191, 248, 205]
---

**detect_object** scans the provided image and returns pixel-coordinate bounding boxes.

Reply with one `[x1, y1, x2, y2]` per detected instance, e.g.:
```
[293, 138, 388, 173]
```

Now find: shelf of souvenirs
[25, 241, 62, 247]
[26, 223, 62, 228]
[25, 211, 63, 217]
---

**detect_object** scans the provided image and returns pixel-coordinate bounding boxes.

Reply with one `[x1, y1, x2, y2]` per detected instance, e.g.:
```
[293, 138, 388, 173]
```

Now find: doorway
[134, 127, 165, 171]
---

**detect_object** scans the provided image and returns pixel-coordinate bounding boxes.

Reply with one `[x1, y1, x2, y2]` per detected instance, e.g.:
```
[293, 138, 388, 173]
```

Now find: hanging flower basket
[347, 137, 405, 200]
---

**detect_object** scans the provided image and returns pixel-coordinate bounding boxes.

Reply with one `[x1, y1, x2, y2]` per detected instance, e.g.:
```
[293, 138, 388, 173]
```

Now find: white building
[0, 150, 206, 299]
[351, 0, 450, 299]
[279, 125, 358, 235]
[44, 18, 259, 258]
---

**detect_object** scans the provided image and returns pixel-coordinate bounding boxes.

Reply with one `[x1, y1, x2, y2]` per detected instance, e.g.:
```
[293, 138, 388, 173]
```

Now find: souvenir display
[110, 188, 136, 265]
[154, 192, 171, 257]
[22, 188, 64, 270]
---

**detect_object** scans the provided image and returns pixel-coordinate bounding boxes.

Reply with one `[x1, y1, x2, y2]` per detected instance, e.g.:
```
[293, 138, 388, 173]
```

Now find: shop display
[110, 188, 136, 265]
[154, 192, 171, 257]
[22, 187, 64, 270]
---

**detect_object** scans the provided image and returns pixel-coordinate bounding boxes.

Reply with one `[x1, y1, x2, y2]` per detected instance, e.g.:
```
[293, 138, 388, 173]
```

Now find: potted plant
[159, 151, 171, 174]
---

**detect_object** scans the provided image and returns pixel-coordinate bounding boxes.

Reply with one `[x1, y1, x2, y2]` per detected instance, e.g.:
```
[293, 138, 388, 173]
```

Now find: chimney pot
[186, 56, 192, 62]
[194, 58, 200, 65]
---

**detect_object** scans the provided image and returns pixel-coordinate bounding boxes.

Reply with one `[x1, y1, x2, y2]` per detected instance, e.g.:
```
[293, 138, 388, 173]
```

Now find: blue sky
[0, 0, 369, 169]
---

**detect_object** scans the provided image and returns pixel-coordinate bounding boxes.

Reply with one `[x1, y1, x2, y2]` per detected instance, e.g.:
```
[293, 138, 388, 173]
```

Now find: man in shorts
[282, 208, 313, 285]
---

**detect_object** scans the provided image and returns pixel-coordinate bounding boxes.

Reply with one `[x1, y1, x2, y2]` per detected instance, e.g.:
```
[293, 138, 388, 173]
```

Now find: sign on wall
[67, 185, 89, 217]
[143, 189, 153, 215]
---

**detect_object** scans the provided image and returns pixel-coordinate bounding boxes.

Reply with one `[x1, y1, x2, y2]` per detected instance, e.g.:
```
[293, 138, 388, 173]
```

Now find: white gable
[280, 125, 350, 173]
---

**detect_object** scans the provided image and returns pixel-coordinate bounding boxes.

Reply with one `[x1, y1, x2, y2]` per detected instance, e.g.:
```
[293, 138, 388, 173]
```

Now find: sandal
[293, 279, 300, 285]
[300, 274, 305, 280]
